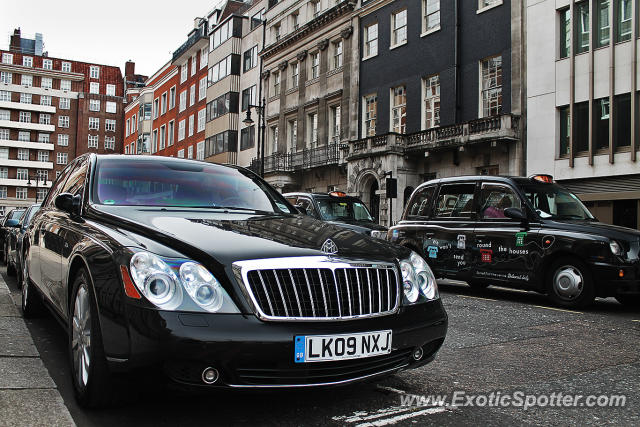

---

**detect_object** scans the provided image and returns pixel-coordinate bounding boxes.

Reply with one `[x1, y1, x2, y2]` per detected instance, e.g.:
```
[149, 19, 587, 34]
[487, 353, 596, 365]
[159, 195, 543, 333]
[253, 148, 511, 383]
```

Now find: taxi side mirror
[504, 207, 527, 221]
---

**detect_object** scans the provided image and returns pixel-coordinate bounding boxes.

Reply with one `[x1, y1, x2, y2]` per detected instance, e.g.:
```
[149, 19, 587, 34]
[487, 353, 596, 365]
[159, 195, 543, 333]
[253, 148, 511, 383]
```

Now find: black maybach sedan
[21, 154, 447, 408]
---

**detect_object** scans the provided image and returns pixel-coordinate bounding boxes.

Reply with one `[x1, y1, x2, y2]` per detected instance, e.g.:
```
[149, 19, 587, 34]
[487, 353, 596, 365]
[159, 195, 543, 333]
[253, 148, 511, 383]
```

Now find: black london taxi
[21, 154, 447, 408]
[389, 174, 640, 308]
[284, 191, 388, 238]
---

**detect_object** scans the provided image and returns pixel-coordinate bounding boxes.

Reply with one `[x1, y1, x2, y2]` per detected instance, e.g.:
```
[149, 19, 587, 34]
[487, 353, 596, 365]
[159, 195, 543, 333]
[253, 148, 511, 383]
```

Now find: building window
[106, 101, 116, 114]
[391, 86, 407, 133]
[201, 47, 208, 70]
[617, 0, 632, 42]
[0, 186, 5, 199]
[207, 55, 234, 85]
[59, 97, 70, 109]
[211, 19, 233, 50]
[20, 93, 32, 104]
[364, 23, 378, 58]
[273, 71, 281, 95]
[22, 56, 33, 67]
[311, 53, 320, 79]
[153, 98, 159, 119]
[364, 94, 377, 137]
[17, 148, 29, 161]
[391, 9, 408, 47]
[89, 99, 100, 112]
[58, 134, 69, 146]
[575, 1, 590, 54]
[178, 119, 185, 141]
[292, 10, 300, 30]
[191, 55, 197, 77]
[161, 92, 167, 115]
[197, 141, 205, 159]
[21, 74, 33, 87]
[39, 113, 51, 125]
[288, 120, 297, 149]
[241, 126, 255, 151]
[0, 91, 10, 102]
[105, 119, 116, 132]
[89, 117, 100, 130]
[181, 63, 188, 83]
[36, 188, 47, 201]
[423, 75, 440, 129]
[159, 125, 166, 150]
[90, 66, 100, 79]
[480, 55, 502, 117]
[311, 0, 321, 18]
[291, 62, 299, 88]
[89, 82, 99, 94]
[169, 86, 176, 109]
[17, 168, 28, 180]
[273, 23, 281, 43]
[199, 77, 207, 101]
[126, 118, 131, 136]
[308, 113, 318, 147]
[36, 169, 48, 180]
[177, 149, 184, 158]
[88, 135, 99, 148]
[57, 152, 68, 165]
[61, 80, 72, 91]
[0, 72, 12, 84]
[19, 111, 31, 123]
[614, 93, 631, 148]
[330, 105, 341, 140]
[38, 133, 49, 143]
[0, 129, 8, 140]
[244, 45, 258, 72]
[40, 95, 51, 106]
[41, 77, 52, 89]
[0, 110, 8, 121]
[61, 62, 71, 72]
[596, 0, 610, 48]
[1, 53, 13, 64]
[0, 148, 7, 159]
[190, 84, 196, 106]
[271, 125, 279, 152]
[242, 85, 256, 111]
[0, 168, 6, 179]
[179, 91, 187, 112]
[42, 59, 52, 70]
[423, 0, 440, 33]
[188, 145, 194, 159]
[333, 40, 343, 69]
[18, 131, 30, 142]
[106, 84, 116, 96]
[189, 114, 194, 137]
[151, 130, 158, 153]
[168, 121, 174, 146]
[198, 108, 206, 132]
[16, 187, 27, 200]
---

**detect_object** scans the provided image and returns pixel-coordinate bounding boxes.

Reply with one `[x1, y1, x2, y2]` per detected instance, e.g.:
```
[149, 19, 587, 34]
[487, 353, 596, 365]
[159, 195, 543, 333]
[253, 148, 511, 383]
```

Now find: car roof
[90, 153, 246, 172]
[283, 192, 363, 202]
[415, 175, 543, 190]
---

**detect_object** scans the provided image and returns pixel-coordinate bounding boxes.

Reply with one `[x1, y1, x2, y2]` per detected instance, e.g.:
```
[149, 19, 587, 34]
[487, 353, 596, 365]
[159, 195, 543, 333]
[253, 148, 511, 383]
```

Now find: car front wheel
[21, 260, 43, 317]
[547, 258, 595, 308]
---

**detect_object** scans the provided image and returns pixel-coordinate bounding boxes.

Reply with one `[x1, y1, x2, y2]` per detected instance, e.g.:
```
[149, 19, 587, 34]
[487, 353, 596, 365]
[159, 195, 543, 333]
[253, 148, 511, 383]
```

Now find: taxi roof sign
[329, 191, 347, 197]
[530, 174, 554, 183]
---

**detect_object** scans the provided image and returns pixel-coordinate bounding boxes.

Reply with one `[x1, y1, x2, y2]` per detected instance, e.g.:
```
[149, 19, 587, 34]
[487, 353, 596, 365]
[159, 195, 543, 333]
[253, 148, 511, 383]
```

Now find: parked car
[6, 204, 40, 282]
[0, 208, 26, 261]
[389, 174, 640, 308]
[284, 191, 388, 238]
[21, 154, 447, 408]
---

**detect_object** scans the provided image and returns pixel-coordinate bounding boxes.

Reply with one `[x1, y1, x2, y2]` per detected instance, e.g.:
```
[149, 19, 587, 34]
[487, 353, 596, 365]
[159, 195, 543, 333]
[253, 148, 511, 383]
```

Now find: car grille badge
[321, 239, 339, 255]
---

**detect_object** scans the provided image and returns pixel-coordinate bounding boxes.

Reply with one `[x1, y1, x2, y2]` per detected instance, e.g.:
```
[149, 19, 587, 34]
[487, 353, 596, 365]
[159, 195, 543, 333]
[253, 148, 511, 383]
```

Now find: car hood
[543, 220, 640, 242]
[91, 206, 408, 266]
[325, 219, 388, 234]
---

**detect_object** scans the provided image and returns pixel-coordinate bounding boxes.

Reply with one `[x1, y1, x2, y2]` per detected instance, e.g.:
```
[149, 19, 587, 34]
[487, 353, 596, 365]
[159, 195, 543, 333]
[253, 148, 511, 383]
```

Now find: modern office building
[527, 0, 640, 229]
[0, 32, 125, 213]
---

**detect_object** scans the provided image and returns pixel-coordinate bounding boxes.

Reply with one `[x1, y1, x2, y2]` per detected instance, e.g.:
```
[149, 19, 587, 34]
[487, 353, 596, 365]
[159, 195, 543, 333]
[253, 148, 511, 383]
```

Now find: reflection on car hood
[92, 206, 407, 265]
[325, 219, 388, 234]
[545, 220, 640, 242]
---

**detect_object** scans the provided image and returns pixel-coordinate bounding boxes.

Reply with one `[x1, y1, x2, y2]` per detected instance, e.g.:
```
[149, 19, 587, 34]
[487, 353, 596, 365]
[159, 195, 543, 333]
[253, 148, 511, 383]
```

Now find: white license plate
[294, 330, 392, 363]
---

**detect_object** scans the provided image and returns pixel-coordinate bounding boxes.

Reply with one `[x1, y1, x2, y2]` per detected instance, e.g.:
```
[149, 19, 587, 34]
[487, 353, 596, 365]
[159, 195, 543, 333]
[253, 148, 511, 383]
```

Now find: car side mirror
[295, 204, 308, 215]
[55, 193, 81, 215]
[5, 219, 20, 228]
[504, 207, 527, 221]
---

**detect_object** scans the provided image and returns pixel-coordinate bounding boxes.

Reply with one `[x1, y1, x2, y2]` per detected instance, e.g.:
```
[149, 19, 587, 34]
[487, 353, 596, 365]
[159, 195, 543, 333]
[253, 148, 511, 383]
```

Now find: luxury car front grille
[236, 258, 399, 320]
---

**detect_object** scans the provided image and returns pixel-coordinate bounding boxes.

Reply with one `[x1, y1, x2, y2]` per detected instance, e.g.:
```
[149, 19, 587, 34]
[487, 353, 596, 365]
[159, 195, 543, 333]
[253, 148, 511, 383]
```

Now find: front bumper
[592, 261, 640, 297]
[114, 300, 447, 388]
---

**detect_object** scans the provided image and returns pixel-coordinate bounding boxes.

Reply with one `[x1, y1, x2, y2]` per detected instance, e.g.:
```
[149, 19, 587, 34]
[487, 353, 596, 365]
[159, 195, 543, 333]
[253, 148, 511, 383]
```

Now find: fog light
[412, 347, 424, 361]
[202, 367, 219, 384]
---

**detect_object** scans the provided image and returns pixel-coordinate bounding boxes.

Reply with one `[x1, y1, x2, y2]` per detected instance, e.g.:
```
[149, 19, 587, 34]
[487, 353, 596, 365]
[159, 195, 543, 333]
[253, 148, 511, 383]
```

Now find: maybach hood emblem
[321, 239, 339, 255]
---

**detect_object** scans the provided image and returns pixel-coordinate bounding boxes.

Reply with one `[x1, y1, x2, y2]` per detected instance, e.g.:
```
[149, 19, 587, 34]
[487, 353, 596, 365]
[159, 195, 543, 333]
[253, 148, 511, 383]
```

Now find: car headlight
[610, 241, 623, 256]
[399, 250, 439, 304]
[129, 252, 238, 313]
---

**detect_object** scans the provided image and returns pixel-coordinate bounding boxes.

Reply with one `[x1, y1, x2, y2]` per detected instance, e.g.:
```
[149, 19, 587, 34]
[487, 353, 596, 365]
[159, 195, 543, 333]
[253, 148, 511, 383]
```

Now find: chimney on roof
[9, 28, 21, 53]
[125, 61, 135, 79]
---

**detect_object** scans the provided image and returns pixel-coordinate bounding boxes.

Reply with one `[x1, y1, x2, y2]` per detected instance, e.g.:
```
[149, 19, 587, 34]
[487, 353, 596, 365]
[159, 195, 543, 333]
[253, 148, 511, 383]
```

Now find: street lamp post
[242, 99, 266, 177]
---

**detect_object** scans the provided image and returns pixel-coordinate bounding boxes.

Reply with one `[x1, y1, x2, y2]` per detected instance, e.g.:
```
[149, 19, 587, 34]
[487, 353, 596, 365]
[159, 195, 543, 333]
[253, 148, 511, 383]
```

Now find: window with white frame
[271, 125, 279, 153]
[200, 47, 208, 70]
[42, 59, 52, 70]
[89, 82, 99, 94]
[21, 74, 33, 87]
[16, 187, 27, 200]
[36, 169, 48, 180]
[40, 95, 51, 106]
[0, 168, 6, 179]
[90, 66, 100, 79]
[291, 62, 299, 88]
[292, 10, 300, 30]
[0, 91, 10, 102]
[0, 148, 7, 158]
[89, 99, 100, 111]
[311, 53, 320, 79]
[333, 40, 343, 69]
[39, 113, 51, 125]
[106, 84, 116, 96]
[152, 129, 158, 153]
[197, 108, 206, 132]
[199, 77, 206, 101]
[0, 72, 12, 84]
[190, 84, 196, 106]
[392, 9, 408, 47]
[189, 114, 194, 136]
[287, 120, 297, 150]
[60, 79, 71, 91]
[18, 131, 30, 142]
[196, 140, 205, 160]
[618, 0, 632, 42]
[59, 97, 70, 109]
[0, 110, 10, 120]
[125, 145, 129, 155]
[105, 119, 116, 132]
[105, 136, 115, 150]
[179, 91, 187, 112]
[272, 23, 281, 42]
[168, 121, 174, 146]
[58, 134, 69, 146]
[20, 92, 32, 104]
[57, 152, 68, 164]
[38, 133, 49, 143]
[0, 186, 6, 199]
[88, 135, 98, 148]
[191, 54, 197, 76]
[178, 119, 185, 141]
[106, 101, 116, 113]
[311, 0, 321, 17]
[169, 86, 176, 109]
[61, 62, 71, 72]
[391, 86, 406, 133]
[423, 0, 440, 33]
[17, 148, 29, 161]
[423, 74, 440, 129]
[1, 53, 13, 64]
[188, 145, 193, 159]
[89, 117, 100, 130]
[37, 151, 48, 162]
[177, 149, 185, 158]
[161, 92, 167, 115]
[0, 129, 8, 140]
[308, 112, 318, 147]
[36, 188, 47, 201]
[243, 45, 258, 72]
[480, 55, 502, 117]
[364, 23, 378, 58]
[273, 71, 280, 95]
[19, 111, 31, 123]
[17, 168, 28, 180]
[153, 98, 159, 119]
[181, 63, 188, 83]
[330, 105, 341, 140]
[159, 125, 166, 150]
[23, 56, 33, 67]
[41, 77, 52, 89]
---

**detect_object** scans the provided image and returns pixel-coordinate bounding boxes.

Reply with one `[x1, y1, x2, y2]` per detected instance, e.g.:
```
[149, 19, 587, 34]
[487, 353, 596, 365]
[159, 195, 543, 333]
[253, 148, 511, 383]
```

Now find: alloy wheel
[72, 285, 92, 387]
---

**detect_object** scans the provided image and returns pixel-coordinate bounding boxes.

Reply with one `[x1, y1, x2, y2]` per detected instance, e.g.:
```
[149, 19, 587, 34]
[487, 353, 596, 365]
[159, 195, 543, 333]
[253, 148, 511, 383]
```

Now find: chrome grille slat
[238, 257, 399, 321]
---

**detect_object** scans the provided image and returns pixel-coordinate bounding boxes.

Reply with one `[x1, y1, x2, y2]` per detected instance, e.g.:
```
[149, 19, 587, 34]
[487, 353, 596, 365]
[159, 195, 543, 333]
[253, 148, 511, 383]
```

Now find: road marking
[632, 319, 640, 323]
[354, 406, 449, 427]
[458, 294, 498, 302]
[376, 385, 406, 395]
[533, 305, 582, 314]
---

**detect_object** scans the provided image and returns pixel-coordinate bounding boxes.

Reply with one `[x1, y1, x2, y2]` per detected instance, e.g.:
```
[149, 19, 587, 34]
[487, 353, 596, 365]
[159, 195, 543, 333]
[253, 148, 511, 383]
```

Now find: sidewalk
[0, 273, 75, 427]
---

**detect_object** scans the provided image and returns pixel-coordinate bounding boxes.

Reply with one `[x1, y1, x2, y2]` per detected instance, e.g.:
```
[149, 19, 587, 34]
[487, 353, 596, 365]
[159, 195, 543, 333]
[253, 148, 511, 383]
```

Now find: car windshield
[518, 183, 595, 220]
[21, 206, 40, 226]
[92, 158, 295, 214]
[315, 198, 374, 222]
[9, 210, 25, 220]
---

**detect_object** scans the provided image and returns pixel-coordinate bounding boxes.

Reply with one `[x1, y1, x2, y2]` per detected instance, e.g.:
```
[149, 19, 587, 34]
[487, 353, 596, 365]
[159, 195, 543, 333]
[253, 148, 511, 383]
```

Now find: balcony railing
[250, 142, 341, 174]
[172, 25, 207, 63]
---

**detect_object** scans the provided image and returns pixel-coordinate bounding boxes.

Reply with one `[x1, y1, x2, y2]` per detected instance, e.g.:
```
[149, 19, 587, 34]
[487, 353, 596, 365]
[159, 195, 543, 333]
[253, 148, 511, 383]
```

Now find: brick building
[0, 29, 126, 213]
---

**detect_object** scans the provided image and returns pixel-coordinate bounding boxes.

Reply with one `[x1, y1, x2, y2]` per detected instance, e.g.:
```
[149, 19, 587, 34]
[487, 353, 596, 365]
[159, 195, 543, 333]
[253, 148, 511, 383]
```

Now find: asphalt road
[3, 268, 639, 426]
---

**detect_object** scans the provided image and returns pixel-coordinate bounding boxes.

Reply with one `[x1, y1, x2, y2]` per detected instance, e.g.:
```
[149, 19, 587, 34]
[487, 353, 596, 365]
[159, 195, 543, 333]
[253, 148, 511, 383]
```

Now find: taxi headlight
[610, 241, 623, 256]
[400, 250, 439, 304]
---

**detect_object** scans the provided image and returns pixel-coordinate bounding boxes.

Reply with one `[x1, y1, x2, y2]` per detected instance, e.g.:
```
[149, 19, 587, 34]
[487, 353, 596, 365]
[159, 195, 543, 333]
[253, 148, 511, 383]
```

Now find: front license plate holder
[294, 330, 392, 363]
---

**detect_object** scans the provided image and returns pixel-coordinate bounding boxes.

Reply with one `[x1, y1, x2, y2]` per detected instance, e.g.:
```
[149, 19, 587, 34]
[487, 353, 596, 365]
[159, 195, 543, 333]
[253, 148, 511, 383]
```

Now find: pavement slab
[0, 389, 75, 427]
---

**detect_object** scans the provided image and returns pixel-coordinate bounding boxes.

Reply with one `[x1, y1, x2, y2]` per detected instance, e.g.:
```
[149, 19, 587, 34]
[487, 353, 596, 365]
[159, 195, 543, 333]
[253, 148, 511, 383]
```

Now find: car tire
[21, 260, 43, 318]
[546, 257, 595, 308]
[615, 295, 640, 307]
[69, 269, 116, 408]
[467, 280, 489, 290]
[6, 255, 16, 277]
[1, 242, 6, 266]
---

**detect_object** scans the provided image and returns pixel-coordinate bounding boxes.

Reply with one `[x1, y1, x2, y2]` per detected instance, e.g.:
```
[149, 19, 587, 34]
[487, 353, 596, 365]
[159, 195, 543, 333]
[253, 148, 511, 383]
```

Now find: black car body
[0, 208, 25, 258]
[284, 192, 388, 238]
[389, 175, 640, 308]
[21, 154, 447, 408]
[6, 204, 40, 281]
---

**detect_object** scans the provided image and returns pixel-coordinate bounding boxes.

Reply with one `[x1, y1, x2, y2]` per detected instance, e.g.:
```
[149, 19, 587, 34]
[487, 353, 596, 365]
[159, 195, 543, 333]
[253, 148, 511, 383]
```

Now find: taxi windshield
[315, 198, 374, 222]
[518, 183, 595, 221]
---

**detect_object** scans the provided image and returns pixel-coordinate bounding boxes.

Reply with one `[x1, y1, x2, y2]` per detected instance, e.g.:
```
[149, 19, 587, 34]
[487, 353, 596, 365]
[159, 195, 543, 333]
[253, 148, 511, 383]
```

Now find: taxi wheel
[547, 258, 594, 308]
[615, 295, 640, 307]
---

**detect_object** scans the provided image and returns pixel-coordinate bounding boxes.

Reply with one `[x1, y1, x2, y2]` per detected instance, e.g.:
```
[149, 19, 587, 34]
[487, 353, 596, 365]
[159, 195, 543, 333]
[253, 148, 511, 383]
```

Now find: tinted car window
[518, 183, 594, 220]
[406, 186, 436, 219]
[434, 184, 476, 218]
[315, 198, 374, 222]
[93, 159, 295, 214]
[479, 184, 522, 219]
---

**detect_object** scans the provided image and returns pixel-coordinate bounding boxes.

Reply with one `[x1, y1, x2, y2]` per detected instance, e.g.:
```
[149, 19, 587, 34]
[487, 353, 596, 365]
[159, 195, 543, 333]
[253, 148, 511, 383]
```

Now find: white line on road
[376, 385, 406, 395]
[457, 294, 498, 302]
[632, 319, 640, 323]
[533, 305, 583, 314]
[354, 406, 449, 427]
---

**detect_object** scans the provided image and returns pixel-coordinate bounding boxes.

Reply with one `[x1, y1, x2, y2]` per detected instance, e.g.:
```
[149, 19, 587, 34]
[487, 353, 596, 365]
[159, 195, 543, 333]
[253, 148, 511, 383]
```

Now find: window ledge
[327, 66, 343, 77]
[421, 26, 441, 38]
[389, 40, 408, 51]
[362, 54, 378, 62]
[268, 95, 280, 102]
[476, 1, 503, 15]
[305, 77, 320, 87]
[285, 87, 297, 95]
